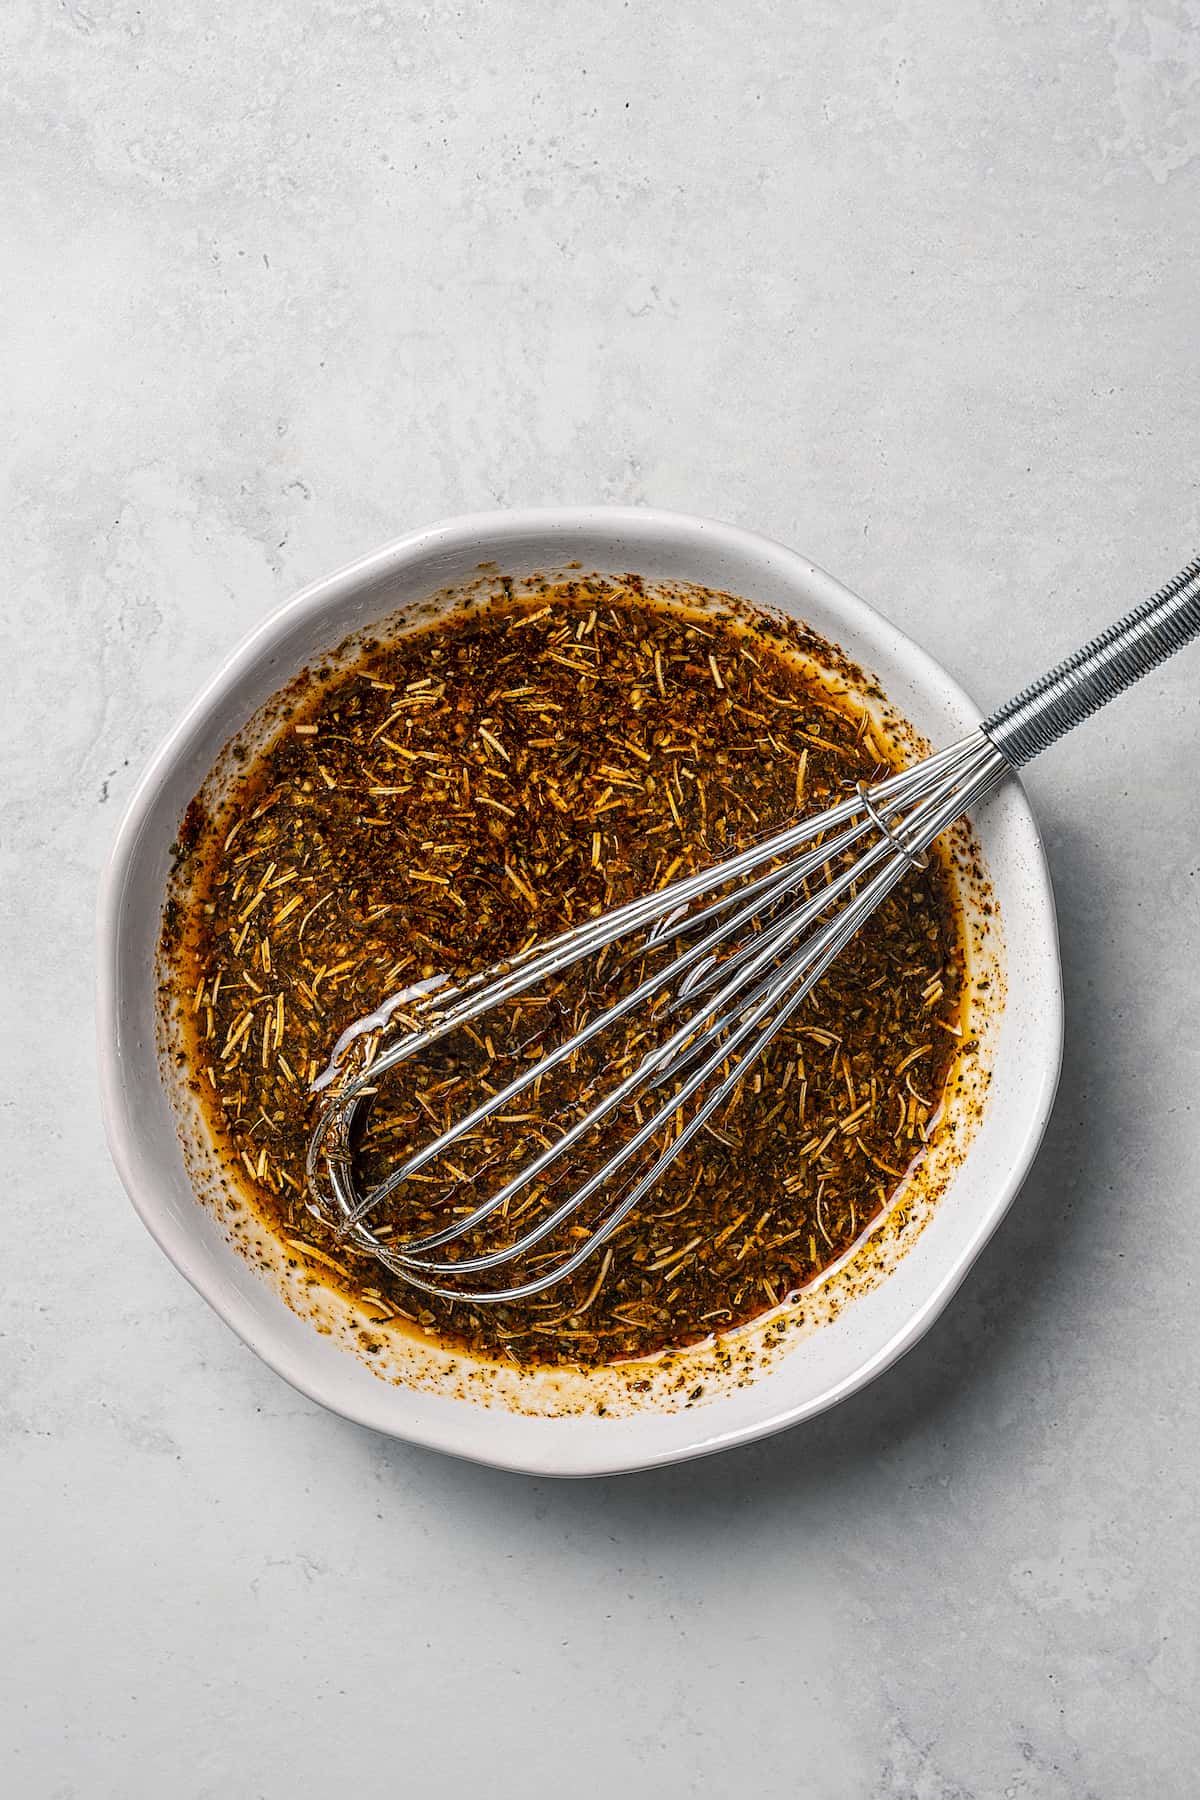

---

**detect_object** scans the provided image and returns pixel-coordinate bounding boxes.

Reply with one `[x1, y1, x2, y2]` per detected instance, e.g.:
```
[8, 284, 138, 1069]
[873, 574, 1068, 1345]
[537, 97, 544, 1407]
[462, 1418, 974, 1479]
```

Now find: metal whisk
[307, 555, 1200, 1303]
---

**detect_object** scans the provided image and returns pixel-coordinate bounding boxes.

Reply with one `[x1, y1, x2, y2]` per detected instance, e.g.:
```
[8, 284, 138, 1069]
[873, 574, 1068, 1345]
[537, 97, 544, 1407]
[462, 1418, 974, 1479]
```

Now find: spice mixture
[163, 576, 966, 1368]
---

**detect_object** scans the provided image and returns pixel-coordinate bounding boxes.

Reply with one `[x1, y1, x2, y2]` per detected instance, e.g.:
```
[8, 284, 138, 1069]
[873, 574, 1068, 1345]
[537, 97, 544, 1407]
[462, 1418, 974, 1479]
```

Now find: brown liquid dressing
[162, 577, 966, 1369]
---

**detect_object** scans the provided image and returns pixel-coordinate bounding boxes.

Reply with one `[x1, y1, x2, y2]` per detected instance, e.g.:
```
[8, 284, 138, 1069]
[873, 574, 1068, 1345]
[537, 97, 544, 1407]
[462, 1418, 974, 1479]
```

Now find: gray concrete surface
[3, 2, 1199, 1795]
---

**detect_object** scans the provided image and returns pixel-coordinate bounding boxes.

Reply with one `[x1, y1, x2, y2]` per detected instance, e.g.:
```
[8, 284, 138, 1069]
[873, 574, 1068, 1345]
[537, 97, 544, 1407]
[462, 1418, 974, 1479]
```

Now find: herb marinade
[164, 578, 965, 1367]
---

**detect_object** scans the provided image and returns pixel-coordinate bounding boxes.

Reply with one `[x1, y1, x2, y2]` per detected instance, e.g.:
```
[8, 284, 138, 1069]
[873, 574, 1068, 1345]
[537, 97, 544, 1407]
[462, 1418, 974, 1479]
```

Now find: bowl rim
[96, 506, 1063, 1476]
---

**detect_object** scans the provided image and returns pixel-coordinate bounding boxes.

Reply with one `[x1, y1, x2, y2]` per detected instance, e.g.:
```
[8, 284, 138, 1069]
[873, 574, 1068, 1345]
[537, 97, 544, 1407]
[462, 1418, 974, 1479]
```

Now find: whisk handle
[982, 555, 1200, 767]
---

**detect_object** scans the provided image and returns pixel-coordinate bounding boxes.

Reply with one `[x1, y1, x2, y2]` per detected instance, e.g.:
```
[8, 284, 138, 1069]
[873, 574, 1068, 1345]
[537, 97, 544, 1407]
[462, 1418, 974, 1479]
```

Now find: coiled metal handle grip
[982, 555, 1200, 767]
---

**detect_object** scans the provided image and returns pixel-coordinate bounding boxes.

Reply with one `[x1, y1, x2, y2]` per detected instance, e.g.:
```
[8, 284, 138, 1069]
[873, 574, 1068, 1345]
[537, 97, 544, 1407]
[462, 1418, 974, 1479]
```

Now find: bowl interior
[97, 510, 1061, 1475]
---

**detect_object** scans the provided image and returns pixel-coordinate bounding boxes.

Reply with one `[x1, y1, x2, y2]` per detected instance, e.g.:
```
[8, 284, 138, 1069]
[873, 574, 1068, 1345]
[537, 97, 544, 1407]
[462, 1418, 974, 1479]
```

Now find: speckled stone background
[4, 2, 1199, 1795]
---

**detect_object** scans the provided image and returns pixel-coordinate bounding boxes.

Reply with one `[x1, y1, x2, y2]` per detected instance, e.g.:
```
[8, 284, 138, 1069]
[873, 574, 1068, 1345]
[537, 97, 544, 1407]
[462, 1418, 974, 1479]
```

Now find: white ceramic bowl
[97, 508, 1062, 1476]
